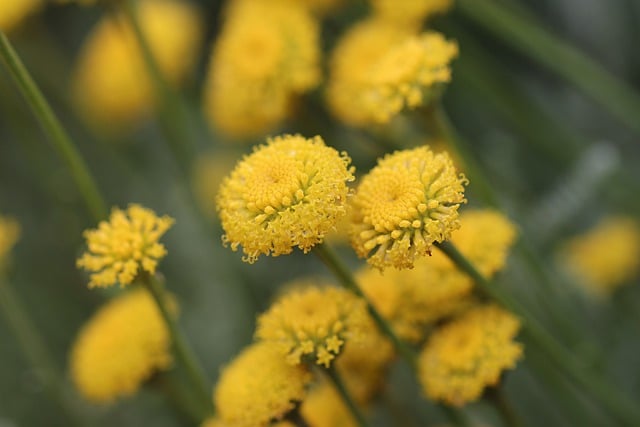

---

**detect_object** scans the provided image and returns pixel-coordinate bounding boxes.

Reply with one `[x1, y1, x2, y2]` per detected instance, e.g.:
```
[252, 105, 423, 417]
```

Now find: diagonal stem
[325, 365, 370, 427]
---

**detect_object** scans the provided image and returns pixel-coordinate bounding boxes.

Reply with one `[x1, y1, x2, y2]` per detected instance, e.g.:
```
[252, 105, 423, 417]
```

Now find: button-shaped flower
[350, 146, 466, 270]
[77, 204, 174, 288]
[217, 134, 354, 263]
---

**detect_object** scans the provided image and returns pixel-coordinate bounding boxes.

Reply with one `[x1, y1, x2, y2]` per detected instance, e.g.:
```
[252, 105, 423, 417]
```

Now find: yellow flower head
[217, 134, 354, 263]
[0, 215, 20, 270]
[70, 288, 175, 403]
[326, 18, 457, 126]
[335, 315, 394, 402]
[418, 305, 523, 406]
[301, 382, 359, 427]
[214, 342, 312, 427]
[76, 204, 174, 288]
[370, 0, 453, 25]
[255, 284, 368, 367]
[0, 0, 41, 32]
[350, 146, 467, 270]
[73, 0, 202, 131]
[559, 216, 640, 296]
[204, 0, 320, 138]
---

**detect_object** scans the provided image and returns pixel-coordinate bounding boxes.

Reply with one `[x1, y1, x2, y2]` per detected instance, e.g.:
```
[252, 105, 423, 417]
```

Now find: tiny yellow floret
[217, 134, 354, 263]
[214, 342, 312, 427]
[418, 304, 523, 406]
[560, 216, 640, 296]
[70, 288, 175, 403]
[350, 146, 466, 270]
[256, 285, 368, 367]
[77, 204, 174, 288]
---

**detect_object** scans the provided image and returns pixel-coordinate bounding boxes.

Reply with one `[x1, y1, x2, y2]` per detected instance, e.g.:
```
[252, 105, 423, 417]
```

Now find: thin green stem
[313, 244, 417, 368]
[0, 31, 107, 222]
[325, 365, 369, 427]
[486, 386, 524, 427]
[141, 274, 214, 419]
[456, 0, 640, 136]
[0, 280, 89, 426]
[435, 241, 640, 426]
[121, 0, 195, 177]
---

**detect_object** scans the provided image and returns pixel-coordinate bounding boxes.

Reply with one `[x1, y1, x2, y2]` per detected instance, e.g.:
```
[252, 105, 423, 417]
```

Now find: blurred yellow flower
[370, 0, 453, 25]
[192, 151, 240, 217]
[70, 288, 175, 403]
[301, 381, 359, 427]
[560, 216, 640, 295]
[0, 215, 20, 270]
[350, 146, 466, 270]
[214, 342, 312, 427]
[204, 0, 320, 138]
[217, 134, 354, 263]
[73, 0, 202, 131]
[256, 284, 368, 367]
[327, 18, 457, 126]
[77, 204, 174, 289]
[418, 304, 523, 406]
[0, 0, 41, 33]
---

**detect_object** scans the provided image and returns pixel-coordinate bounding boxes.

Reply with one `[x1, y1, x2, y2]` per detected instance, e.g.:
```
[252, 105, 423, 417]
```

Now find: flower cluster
[350, 146, 467, 270]
[76, 204, 174, 288]
[418, 304, 523, 406]
[217, 134, 354, 263]
[204, 0, 320, 138]
[70, 288, 175, 403]
[73, 0, 202, 130]
[256, 285, 368, 367]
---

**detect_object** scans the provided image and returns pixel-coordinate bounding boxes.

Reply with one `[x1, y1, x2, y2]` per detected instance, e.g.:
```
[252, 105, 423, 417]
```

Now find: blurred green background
[1, 0, 640, 426]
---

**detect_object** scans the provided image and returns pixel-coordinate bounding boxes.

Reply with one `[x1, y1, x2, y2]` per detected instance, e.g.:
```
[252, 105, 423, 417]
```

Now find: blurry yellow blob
[0, 0, 41, 33]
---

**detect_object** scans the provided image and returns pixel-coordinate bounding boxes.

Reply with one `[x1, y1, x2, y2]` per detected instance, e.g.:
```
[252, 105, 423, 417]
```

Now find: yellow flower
[77, 204, 174, 288]
[204, 0, 320, 138]
[0, 0, 41, 33]
[214, 342, 312, 427]
[326, 18, 457, 126]
[418, 305, 523, 406]
[370, 0, 453, 25]
[350, 146, 466, 270]
[70, 288, 175, 403]
[0, 215, 20, 270]
[217, 134, 354, 263]
[255, 284, 368, 367]
[73, 0, 202, 131]
[559, 216, 640, 296]
[335, 316, 394, 402]
[301, 381, 359, 427]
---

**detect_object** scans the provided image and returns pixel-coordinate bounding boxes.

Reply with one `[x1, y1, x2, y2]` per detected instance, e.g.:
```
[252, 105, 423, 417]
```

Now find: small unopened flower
[350, 146, 466, 270]
[0, 0, 41, 33]
[217, 134, 354, 263]
[77, 204, 174, 288]
[418, 305, 523, 406]
[559, 216, 640, 296]
[214, 342, 312, 427]
[0, 215, 20, 270]
[204, 0, 320, 138]
[370, 0, 453, 25]
[255, 285, 368, 367]
[70, 288, 175, 403]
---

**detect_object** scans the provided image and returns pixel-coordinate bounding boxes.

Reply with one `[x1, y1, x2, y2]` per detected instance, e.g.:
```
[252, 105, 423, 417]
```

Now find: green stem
[121, 0, 195, 177]
[0, 31, 107, 222]
[0, 280, 88, 426]
[435, 241, 640, 426]
[142, 274, 214, 419]
[486, 386, 524, 427]
[456, 0, 640, 136]
[325, 365, 370, 427]
[313, 244, 417, 369]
